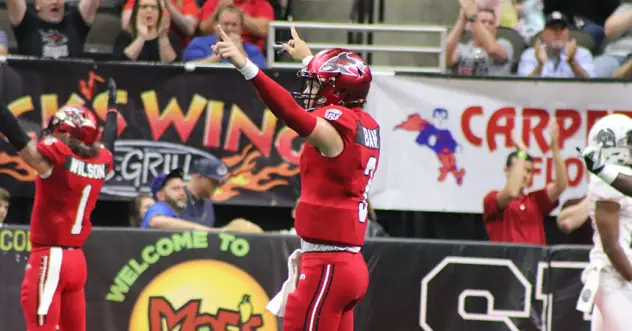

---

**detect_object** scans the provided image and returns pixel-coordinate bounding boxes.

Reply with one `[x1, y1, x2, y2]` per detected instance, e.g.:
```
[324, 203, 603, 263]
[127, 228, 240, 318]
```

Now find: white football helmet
[587, 114, 632, 165]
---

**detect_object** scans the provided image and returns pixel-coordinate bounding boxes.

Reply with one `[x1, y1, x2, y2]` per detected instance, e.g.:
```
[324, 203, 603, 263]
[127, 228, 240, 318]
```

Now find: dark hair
[129, 194, 154, 227]
[214, 4, 244, 26]
[0, 187, 10, 204]
[129, 0, 164, 38]
[478, 7, 496, 18]
[505, 150, 534, 168]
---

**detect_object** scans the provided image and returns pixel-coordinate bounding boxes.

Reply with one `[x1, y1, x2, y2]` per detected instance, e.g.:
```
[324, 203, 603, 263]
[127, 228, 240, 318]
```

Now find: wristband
[238, 59, 260, 80]
[517, 151, 528, 159]
[597, 164, 619, 184]
[302, 55, 314, 67]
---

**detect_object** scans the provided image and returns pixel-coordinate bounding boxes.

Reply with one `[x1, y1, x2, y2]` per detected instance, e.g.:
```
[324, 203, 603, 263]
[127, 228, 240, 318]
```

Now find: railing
[266, 21, 448, 74]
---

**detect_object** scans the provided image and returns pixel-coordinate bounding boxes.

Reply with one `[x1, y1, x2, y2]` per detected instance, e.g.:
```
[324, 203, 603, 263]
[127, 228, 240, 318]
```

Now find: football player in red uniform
[0, 81, 119, 331]
[213, 26, 380, 331]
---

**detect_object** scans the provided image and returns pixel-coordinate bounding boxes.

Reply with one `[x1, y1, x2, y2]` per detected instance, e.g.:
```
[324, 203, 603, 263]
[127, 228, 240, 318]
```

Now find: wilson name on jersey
[66, 157, 108, 180]
[30, 137, 113, 248]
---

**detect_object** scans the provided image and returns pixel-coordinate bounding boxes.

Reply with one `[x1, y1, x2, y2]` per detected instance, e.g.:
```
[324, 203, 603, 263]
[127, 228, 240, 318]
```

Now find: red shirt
[199, 0, 274, 49]
[483, 188, 558, 245]
[295, 106, 381, 247]
[30, 137, 113, 248]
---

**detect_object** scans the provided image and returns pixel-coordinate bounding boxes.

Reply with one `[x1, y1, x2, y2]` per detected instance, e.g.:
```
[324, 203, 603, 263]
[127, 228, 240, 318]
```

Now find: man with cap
[179, 157, 228, 227]
[141, 168, 214, 230]
[518, 11, 595, 77]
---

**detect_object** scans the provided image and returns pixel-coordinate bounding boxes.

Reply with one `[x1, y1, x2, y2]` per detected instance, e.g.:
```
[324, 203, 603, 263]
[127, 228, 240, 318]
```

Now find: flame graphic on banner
[79, 72, 105, 100]
[0, 152, 37, 181]
[214, 145, 300, 201]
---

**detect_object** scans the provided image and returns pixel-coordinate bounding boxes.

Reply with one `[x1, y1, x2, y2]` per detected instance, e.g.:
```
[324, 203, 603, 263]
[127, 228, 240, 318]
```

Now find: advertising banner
[0, 226, 594, 331]
[366, 75, 631, 213]
[0, 59, 304, 206]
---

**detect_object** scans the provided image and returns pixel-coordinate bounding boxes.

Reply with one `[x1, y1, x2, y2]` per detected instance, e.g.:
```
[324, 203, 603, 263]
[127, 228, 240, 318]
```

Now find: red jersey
[295, 105, 380, 247]
[483, 189, 558, 245]
[30, 137, 113, 248]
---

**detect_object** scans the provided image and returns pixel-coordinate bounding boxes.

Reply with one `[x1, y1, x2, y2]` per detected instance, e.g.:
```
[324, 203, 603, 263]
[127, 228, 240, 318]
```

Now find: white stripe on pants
[37, 247, 63, 324]
[591, 269, 632, 331]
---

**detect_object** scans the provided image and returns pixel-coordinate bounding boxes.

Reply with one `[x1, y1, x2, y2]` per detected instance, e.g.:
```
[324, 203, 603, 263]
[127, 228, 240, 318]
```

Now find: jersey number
[358, 157, 377, 223]
[71, 185, 92, 235]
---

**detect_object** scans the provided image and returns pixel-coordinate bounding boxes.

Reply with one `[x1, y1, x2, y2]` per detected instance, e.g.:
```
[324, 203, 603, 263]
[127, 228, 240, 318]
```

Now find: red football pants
[21, 247, 87, 331]
[282, 251, 369, 331]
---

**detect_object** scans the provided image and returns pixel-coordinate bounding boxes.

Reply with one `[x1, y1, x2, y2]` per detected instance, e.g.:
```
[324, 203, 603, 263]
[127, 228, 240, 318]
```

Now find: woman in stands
[112, 0, 181, 63]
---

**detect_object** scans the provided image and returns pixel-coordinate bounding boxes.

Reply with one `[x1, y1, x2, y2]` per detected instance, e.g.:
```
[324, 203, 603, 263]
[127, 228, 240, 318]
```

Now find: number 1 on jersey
[71, 185, 92, 235]
[358, 157, 377, 223]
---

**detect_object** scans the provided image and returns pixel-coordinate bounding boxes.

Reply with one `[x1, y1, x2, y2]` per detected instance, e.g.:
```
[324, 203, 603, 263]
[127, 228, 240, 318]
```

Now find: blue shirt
[179, 187, 216, 227]
[141, 201, 177, 229]
[183, 35, 265, 68]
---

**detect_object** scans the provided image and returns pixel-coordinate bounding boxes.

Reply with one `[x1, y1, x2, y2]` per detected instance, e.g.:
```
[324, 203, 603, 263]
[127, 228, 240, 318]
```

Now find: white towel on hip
[266, 249, 303, 317]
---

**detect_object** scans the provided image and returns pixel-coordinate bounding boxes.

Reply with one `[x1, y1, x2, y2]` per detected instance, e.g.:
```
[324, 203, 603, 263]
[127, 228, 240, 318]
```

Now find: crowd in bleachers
[0, 0, 279, 66]
[447, 0, 632, 78]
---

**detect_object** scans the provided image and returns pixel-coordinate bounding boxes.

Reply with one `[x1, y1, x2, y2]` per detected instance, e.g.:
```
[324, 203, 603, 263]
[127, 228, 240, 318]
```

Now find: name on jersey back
[65, 157, 107, 179]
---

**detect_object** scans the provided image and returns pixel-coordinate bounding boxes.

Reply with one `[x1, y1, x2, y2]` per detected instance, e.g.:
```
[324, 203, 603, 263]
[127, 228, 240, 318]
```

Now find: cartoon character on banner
[395, 108, 465, 185]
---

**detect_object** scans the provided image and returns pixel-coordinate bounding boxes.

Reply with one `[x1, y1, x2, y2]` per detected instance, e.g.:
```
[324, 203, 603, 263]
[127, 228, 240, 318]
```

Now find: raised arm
[6, 0, 26, 26]
[79, 0, 100, 25]
[0, 104, 52, 176]
[213, 25, 345, 157]
[101, 78, 119, 154]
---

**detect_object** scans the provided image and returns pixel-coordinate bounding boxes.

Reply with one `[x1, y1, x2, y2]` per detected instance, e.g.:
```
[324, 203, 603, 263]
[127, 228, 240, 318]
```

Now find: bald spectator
[6, 0, 100, 58]
[197, 0, 274, 50]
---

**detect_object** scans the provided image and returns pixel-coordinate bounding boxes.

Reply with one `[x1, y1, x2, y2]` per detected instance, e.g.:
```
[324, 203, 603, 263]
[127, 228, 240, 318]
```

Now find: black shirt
[112, 30, 181, 62]
[13, 7, 90, 58]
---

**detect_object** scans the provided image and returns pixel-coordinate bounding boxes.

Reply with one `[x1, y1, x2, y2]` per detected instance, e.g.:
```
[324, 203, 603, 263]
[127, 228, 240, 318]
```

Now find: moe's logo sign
[106, 231, 277, 331]
[130, 260, 274, 331]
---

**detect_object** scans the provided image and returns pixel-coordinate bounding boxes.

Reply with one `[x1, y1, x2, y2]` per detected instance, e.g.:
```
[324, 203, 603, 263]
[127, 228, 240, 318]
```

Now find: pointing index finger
[217, 25, 230, 41]
[290, 24, 300, 41]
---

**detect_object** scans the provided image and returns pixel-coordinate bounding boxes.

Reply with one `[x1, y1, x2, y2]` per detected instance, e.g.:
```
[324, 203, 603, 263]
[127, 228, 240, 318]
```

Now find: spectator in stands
[179, 158, 228, 227]
[543, 0, 619, 54]
[121, 0, 199, 46]
[183, 4, 264, 67]
[6, 0, 100, 58]
[518, 11, 594, 77]
[593, 3, 632, 78]
[141, 168, 214, 230]
[0, 187, 10, 225]
[129, 194, 155, 227]
[557, 195, 593, 245]
[0, 30, 8, 55]
[483, 123, 568, 245]
[445, 0, 514, 76]
[198, 0, 274, 51]
[112, 0, 181, 63]
[517, 0, 545, 41]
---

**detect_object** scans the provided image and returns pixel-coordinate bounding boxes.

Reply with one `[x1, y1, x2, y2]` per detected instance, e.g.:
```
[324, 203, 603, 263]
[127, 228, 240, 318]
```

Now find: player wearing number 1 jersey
[0, 81, 119, 331]
[213, 24, 379, 331]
